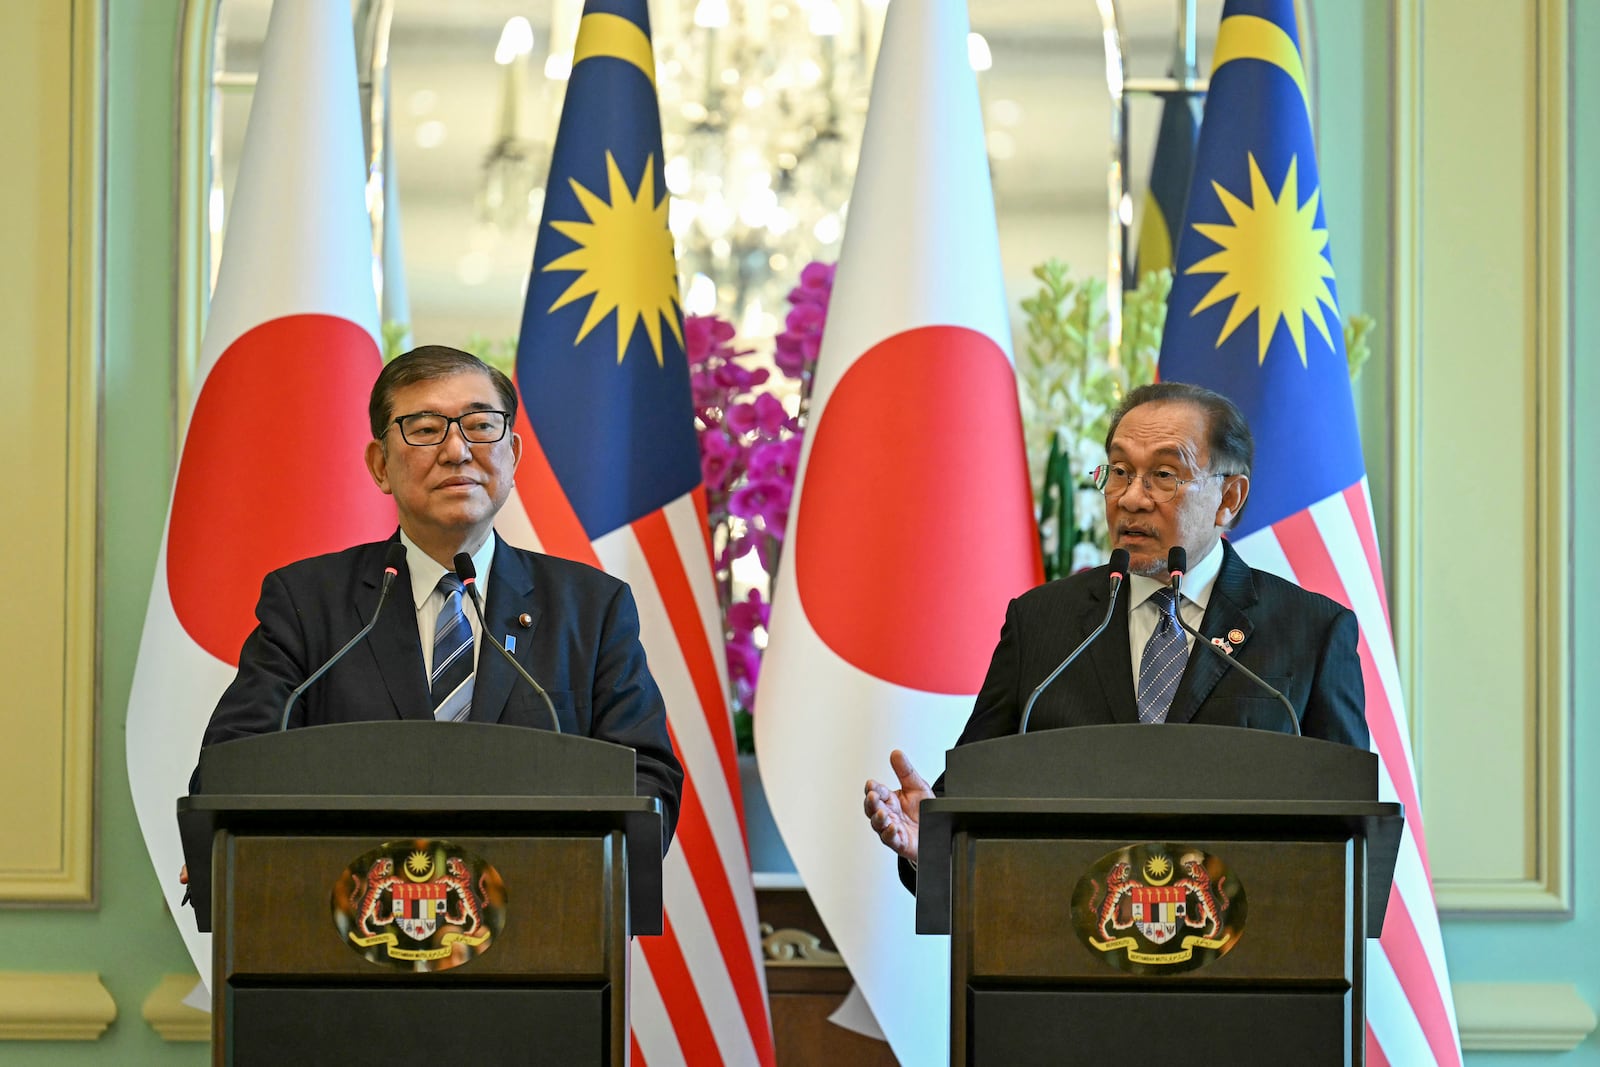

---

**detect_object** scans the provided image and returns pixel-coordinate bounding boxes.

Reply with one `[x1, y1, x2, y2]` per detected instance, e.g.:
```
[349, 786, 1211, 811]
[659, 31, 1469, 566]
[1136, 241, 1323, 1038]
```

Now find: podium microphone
[279, 542, 407, 731]
[1018, 548, 1130, 734]
[453, 552, 562, 734]
[1166, 546, 1301, 737]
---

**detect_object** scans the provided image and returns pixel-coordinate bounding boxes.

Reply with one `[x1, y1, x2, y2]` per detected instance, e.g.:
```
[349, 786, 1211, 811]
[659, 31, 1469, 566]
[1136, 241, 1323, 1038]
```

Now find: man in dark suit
[863, 381, 1368, 871]
[189, 345, 682, 844]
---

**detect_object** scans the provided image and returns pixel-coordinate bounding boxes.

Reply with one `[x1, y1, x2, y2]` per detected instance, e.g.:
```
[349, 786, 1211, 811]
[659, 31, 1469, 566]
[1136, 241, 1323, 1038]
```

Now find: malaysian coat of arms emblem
[331, 840, 507, 972]
[1071, 843, 1247, 975]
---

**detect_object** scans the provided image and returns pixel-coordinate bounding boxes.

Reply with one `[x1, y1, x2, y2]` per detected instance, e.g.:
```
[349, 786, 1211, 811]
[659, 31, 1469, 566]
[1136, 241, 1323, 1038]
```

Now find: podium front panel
[961, 836, 1355, 986]
[226, 986, 607, 1067]
[968, 988, 1350, 1067]
[221, 833, 623, 980]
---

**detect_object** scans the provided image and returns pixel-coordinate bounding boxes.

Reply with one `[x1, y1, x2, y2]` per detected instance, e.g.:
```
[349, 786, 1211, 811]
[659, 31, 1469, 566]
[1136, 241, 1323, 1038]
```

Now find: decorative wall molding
[141, 974, 210, 1042]
[1455, 982, 1597, 1052]
[0, 972, 116, 1041]
[0, 0, 103, 907]
[1393, 0, 1572, 916]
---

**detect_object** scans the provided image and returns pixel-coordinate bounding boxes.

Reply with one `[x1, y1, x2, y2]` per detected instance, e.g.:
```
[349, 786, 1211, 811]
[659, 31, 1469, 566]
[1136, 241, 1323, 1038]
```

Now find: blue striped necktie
[1136, 587, 1187, 724]
[431, 574, 474, 722]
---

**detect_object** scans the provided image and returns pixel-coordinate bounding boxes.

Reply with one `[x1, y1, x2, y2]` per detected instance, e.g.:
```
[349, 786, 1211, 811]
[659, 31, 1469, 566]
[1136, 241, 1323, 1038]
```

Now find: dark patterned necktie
[1136, 587, 1186, 724]
[431, 574, 474, 722]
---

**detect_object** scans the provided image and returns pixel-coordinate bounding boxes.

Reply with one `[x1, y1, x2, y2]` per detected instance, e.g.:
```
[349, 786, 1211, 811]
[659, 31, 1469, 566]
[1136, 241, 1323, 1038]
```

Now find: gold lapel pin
[1227, 628, 1246, 646]
[518, 612, 533, 628]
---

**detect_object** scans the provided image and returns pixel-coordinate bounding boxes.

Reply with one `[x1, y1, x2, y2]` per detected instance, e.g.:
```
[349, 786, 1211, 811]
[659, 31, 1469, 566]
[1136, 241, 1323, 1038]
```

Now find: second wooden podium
[917, 724, 1403, 1067]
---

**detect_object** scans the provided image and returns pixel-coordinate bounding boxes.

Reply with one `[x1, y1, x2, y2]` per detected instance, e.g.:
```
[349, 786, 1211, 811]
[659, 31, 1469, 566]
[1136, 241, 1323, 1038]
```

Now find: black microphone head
[453, 552, 478, 583]
[1167, 546, 1187, 577]
[1108, 548, 1130, 579]
[383, 542, 407, 574]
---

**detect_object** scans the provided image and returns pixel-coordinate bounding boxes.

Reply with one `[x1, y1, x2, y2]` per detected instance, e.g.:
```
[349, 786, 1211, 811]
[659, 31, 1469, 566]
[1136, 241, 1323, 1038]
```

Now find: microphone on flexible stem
[453, 552, 562, 734]
[280, 542, 407, 731]
[1165, 546, 1301, 737]
[1018, 548, 1131, 734]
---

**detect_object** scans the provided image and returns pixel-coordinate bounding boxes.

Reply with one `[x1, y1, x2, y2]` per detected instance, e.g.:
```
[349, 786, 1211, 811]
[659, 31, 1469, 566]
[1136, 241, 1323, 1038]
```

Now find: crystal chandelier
[477, 16, 548, 235]
[654, 0, 887, 339]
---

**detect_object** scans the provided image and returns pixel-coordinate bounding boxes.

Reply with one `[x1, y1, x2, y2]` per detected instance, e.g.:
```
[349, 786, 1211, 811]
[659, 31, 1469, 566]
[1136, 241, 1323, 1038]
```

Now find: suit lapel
[1081, 574, 1138, 724]
[360, 537, 433, 721]
[471, 537, 542, 724]
[1166, 541, 1257, 725]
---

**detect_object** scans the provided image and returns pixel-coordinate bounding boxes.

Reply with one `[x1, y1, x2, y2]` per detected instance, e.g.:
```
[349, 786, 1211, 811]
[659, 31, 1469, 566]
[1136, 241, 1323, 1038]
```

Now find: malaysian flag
[497, 2, 774, 1063]
[1159, 2, 1461, 1063]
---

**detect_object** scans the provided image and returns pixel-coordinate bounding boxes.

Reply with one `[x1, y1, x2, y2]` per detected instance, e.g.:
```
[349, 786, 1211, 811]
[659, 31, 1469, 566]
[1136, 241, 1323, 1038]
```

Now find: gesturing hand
[863, 749, 932, 866]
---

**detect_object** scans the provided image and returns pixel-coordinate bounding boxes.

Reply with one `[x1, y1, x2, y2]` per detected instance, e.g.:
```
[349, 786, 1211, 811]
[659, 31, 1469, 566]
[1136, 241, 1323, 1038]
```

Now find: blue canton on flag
[518, 0, 700, 539]
[1158, 0, 1363, 538]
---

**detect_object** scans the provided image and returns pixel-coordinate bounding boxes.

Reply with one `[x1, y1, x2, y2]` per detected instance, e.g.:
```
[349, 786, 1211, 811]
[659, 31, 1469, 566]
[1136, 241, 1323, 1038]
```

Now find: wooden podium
[178, 722, 663, 1066]
[917, 725, 1403, 1067]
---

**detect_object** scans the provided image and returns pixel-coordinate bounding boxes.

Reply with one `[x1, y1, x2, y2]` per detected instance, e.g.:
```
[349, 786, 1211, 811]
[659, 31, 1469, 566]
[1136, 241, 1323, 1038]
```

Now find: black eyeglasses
[391, 410, 510, 447]
[1091, 463, 1228, 503]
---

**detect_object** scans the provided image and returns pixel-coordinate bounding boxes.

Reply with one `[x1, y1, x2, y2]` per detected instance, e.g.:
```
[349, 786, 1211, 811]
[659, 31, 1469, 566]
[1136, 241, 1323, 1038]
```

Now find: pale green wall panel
[1435, 0, 1597, 1063]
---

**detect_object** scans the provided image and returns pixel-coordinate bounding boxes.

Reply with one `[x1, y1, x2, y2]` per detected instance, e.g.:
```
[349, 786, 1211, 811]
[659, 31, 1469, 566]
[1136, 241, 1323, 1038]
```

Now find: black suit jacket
[194, 534, 684, 845]
[953, 539, 1369, 749]
[900, 540, 1370, 890]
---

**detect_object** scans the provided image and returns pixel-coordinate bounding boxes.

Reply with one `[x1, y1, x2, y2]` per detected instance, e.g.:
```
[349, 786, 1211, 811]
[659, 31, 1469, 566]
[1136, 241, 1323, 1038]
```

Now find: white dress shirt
[1125, 537, 1225, 691]
[400, 530, 497, 677]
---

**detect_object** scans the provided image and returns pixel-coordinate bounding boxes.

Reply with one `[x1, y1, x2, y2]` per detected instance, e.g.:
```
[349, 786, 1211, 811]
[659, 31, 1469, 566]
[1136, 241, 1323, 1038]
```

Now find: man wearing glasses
[193, 345, 683, 846]
[865, 381, 1368, 870]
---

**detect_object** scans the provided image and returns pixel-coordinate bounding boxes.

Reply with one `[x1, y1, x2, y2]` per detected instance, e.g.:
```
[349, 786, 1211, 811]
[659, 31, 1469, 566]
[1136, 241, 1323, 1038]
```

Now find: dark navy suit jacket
[956, 539, 1369, 747]
[900, 540, 1368, 890]
[194, 533, 684, 845]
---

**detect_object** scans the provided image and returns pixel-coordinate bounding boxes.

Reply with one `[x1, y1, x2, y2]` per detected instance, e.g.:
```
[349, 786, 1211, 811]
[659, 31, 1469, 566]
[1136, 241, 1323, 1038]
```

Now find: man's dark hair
[1105, 380, 1254, 478]
[368, 345, 519, 440]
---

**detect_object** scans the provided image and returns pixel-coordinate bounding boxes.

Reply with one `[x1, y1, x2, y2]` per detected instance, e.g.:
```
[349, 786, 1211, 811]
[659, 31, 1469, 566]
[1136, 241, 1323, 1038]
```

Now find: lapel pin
[518, 612, 533, 628]
[1227, 628, 1246, 646]
[1210, 636, 1235, 656]
[504, 635, 517, 655]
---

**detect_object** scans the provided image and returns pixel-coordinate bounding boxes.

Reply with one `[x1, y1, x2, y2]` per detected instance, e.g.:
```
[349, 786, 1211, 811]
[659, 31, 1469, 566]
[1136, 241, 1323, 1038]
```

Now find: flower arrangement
[688, 261, 834, 750]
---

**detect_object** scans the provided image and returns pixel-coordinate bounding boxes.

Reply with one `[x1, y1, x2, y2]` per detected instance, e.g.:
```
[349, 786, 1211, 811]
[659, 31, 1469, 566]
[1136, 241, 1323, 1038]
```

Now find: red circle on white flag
[795, 325, 1041, 694]
[168, 315, 395, 664]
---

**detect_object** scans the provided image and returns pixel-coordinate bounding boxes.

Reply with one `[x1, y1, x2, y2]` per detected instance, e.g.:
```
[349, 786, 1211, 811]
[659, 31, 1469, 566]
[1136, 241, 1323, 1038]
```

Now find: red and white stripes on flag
[1233, 483, 1461, 1065]
[126, 0, 393, 989]
[497, 480, 774, 1066]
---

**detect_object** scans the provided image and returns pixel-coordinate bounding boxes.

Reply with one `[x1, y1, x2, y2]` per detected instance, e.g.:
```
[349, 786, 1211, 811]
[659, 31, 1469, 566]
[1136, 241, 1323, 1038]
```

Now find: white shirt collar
[1128, 536, 1226, 612]
[399, 529, 498, 610]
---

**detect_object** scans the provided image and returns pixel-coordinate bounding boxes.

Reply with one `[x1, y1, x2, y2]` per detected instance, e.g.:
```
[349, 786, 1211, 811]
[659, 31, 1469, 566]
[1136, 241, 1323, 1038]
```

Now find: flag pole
[1095, 0, 1128, 367]
[1105, 0, 1215, 367]
[354, 0, 396, 321]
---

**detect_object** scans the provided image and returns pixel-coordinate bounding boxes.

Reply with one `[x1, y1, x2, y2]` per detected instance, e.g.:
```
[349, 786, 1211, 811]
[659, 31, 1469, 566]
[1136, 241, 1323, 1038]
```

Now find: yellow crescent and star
[1184, 14, 1338, 368]
[404, 848, 439, 882]
[540, 12, 683, 367]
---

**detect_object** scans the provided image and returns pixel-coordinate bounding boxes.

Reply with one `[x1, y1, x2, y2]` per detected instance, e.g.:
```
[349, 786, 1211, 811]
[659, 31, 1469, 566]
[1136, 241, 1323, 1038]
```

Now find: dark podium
[178, 722, 663, 1066]
[917, 725, 1403, 1067]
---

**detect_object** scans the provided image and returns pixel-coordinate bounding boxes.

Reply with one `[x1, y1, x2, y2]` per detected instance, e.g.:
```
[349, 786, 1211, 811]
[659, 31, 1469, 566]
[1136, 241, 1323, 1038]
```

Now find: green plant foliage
[1344, 311, 1375, 381]
[1016, 262, 1165, 579]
